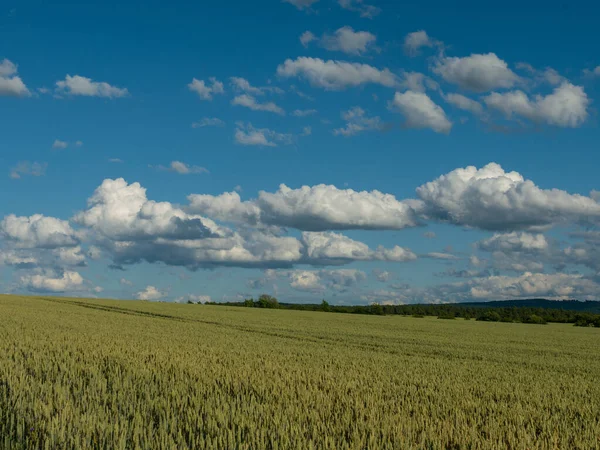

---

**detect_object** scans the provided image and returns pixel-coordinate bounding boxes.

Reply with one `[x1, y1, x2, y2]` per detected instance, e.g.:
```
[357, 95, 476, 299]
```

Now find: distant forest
[205, 296, 600, 327]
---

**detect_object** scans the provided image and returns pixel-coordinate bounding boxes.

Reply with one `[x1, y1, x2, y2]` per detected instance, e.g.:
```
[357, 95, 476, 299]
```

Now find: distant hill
[458, 299, 600, 314]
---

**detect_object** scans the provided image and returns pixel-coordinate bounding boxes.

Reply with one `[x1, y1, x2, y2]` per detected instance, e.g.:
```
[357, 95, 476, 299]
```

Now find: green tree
[320, 300, 330, 312]
[257, 294, 280, 309]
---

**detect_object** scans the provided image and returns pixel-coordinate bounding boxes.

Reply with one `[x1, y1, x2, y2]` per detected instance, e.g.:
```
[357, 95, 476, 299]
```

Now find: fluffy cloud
[0, 58, 30, 97]
[192, 117, 225, 128]
[189, 184, 419, 231]
[73, 178, 220, 241]
[300, 31, 316, 47]
[52, 140, 68, 149]
[333, 106, 382, 136]
[424, 252, 460, 260]
[483, 82, 589, 127]
[175, 294, 211, 304]
[136, 285, 164, 301]
[416, 162, 600, 230]
[188, 77, 225, 100]
[391, 91, 452, 133]
[1, 214, 79, 249]
[234, 122, 292, 147]
[277, 57, 398, 90]
[53, 246, 86, 266]
[310, 27, 377, 55]
[56, 75, 129, 98]
[403, 31, 437, 57]
[477, 232, 549, 253]
[232, 94, 285, 115]
[399, 72, 439, 93]
[288, 268, 367, 292]
[157, 161, 209, 175]
[20, 270, 85, 293]
[0, 250, 38, 269]
[432, 53, 520, 92]
[9, 161, 47, 179]
[337, 0, 380, 18]
[443, 93, 484, 115]
[283, 0, 319, 10]
[301, 231, 416, 263]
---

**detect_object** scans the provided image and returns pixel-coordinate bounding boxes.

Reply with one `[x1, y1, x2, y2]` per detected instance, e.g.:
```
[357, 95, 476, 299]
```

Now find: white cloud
[300, 31, 316, 47]
[302, 231, 416, 263]
[52, 139, 68, 149]
[399, 72, 438, 93]
[136, 285, 164, 301]
[0, 250, 38, 269]
[319, 27, 377, 55]
[230, 77, 264, 95]
[391, 90, 452, 133]
[234, 122, 292, 147]
[477, 232, 549, 253]
[1, 214, 79, 249]
[158, 161, 209, 175]
[277, 57, 398, 90]
[192, 117, 225, 128]
[56, 75, 129, 98]
[403, 31, 437, 57]
[416, 162, 600, 230]
[373, 269, 391, 282]
[120, 278, 133, 286]
[232, 94, 285, 115]
[443, 93, 484, 115]
[287, 268, 367, 292]
[338, 0, 380, 18]
[0, 58, 30, 97]
[20, 270, 85, 293]
[53, 246, 86, 266]
[189, 183, 419, 231]
[175, 294, 211, 304]
[289, 270, 323, 291]
[292, 109, 317, 117]
[483, 82, 589, 128]
[433, 53, 520, 92]
[73, 178, 220, 241]
[333, 106, 382, 136]
[9, 161, 47, 179]
[283, 0, 319, 10]
[188, 77, 225, 100]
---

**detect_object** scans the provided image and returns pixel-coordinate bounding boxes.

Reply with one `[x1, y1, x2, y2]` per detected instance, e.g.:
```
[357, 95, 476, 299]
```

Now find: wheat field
[1, 294, 599, 449]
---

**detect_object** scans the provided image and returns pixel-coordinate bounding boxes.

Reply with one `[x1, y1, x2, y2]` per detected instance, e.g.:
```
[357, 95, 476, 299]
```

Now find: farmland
[1, 295, 599, 449]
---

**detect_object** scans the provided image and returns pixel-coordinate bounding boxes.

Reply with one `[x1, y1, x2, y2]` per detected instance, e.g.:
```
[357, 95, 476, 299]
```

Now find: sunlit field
[1, 295, 599, 449]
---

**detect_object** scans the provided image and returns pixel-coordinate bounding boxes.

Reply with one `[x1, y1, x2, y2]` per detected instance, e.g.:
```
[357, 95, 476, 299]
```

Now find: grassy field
[1, 295, 599, 449]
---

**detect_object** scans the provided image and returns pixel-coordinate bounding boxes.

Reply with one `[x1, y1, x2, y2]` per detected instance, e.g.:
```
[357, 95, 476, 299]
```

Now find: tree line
[202, 295, 600, 327]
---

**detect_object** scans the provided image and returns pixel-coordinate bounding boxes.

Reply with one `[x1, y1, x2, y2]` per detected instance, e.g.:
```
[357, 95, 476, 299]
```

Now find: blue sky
[1, 0, 600, 304]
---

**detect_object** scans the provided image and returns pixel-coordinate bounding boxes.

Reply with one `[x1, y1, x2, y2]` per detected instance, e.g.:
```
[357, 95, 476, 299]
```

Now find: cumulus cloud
[232, 94, 285, 115]
[477, 232, 549, 253]
[483, 82, 589, 127]
[53, 246, 86, 266]
[229, 77, 283, 96]
[391, 90, 452, 133]
[189, 183, 419, 231]
[0, 58, 30, 97]
[300, 31, 317, 47]
[20, 270, 85, 293]
[403, 31, 438, 57]
[52, 139, 68, 149]
[337, 0, 380, 18]
[175, 294, 211, 304]
[288, 268, 367, 292]
[416, 162, 600, 230]
[73, 178, 220, 241]
[424, 252, 460, 260]
[373, 269, 391, 282]
[157, 161, 209, 175]
[333, 106, 383, 136]
[432, 53, 520, 92]
[312, 27, 378, 55]
[136, 285, 165, 301]
[277, 57, 398, 90]
[283, 0, 319, 10]
[443, 93, 484, 115]
[398, 72, 439, 93]
[289, 270, 323, 291]
[1, 214, 79, 249]
[192, 117, 225, 128]
[302, 231, 416, 263]
[234, 122, 292, 146]
[9, 161, 47, 179]
[0, 250, 38, 269]
[56, 75, 129, 98]
[188, 77, 225, 100]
